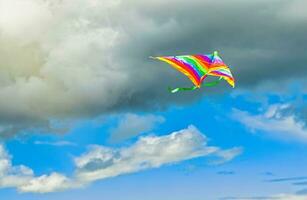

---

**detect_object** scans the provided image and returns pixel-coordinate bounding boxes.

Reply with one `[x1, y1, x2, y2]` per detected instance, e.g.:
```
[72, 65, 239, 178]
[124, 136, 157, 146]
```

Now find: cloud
[262, 172, 275, 176]
[0, 0, 307, 137]
[108, 113, 165, 142]
[275, 194, 307, 200]
[34, 140, 76, 147]
[0, 144, 75, 193]
[220, 197, 281, 200]
[280, 0, 307, 21]
[265, 176, 307, 196]
[221, 194, 307, 200]
[217, 170, 235, 175]
[232, 104, 307, 141]
[0, 125, 242, 193]
[17, 173, 75, 193]
[266, 176, 307, 183]
[294, 182, 307, 186]
[75, 125, 241, 183]
[210, 147, 243, 165]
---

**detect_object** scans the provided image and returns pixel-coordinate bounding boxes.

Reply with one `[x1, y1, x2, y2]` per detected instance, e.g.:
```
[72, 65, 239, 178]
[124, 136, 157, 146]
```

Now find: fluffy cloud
[108, 113, 165, 142]
[17, 173, 75, 193]
[0, 144, 74, 193]
[0, 125, 241, 193]
[232, 104, 307, 141]
[1, 0, 306, 137]
[75, 125, 242, 182]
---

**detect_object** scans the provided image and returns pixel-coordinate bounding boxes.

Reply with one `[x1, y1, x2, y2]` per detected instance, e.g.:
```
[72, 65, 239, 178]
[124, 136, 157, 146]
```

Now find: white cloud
[209, 147, 243, 165]
[234, 194, 307, 200]
[276, 194, 307, 200]
[232, 104, 307, 141]
[109, 113, 165, 142]
[34, 140, 76, 147]
[18, 173, 75, 193]
[0, 144, 73, 193]
[250, 194, 307, 200]
[0, 125, 242, 193]
[0, 0, 53, 40]
[75, 125, 241, 183]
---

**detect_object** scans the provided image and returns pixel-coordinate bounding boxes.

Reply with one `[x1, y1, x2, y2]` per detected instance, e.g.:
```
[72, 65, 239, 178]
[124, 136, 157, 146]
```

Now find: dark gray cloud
[0, 0, 306, 137]
[127, 0, 307, 86]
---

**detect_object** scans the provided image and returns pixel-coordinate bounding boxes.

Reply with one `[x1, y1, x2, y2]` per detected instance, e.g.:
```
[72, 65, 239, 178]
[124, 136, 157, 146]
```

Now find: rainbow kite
[151, 51, 235, 93]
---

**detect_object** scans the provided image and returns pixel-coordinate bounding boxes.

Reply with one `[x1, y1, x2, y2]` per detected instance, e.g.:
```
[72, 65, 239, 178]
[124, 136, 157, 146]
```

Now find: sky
[0, 0, 307, 199]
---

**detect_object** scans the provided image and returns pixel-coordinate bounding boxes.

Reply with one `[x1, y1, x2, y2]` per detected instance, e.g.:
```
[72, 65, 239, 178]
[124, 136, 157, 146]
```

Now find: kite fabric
[150, 51, 235, 93]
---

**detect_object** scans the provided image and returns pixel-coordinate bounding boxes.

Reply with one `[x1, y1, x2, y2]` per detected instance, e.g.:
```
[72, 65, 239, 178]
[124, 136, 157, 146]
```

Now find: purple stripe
[196, 54, 212, 64]
[210, 71, 233, 79]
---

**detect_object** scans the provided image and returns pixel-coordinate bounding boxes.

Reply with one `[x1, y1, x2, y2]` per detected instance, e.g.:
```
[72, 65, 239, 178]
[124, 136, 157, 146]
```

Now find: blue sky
[1, 0, 307, 199]
[1, 85, 307, 199]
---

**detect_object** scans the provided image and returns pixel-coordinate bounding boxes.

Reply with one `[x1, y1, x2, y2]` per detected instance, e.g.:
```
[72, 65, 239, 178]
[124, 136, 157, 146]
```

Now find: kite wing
[151, 51, 235, 93]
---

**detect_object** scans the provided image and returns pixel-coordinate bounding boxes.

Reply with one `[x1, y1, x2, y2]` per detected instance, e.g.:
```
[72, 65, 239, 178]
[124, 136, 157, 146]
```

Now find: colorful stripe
[156, 57, 201, 87]
[151, 51, 235, 92]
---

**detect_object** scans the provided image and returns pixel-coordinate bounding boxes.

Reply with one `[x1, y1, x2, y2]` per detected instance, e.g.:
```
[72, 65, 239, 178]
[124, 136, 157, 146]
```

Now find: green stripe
[181, 56, 207, 75]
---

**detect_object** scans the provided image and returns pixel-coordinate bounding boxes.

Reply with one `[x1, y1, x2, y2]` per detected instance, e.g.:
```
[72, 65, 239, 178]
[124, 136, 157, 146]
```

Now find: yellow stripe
[156, 57, 200, 87]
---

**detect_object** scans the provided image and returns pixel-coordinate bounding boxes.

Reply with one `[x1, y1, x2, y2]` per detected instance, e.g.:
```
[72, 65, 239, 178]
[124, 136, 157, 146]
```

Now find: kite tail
[168, 86, 199, 93]
[168, 77, 223, 93]
[202, 77, 223, 87]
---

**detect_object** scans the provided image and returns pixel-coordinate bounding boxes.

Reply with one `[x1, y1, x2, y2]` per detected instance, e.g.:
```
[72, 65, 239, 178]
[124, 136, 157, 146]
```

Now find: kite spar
[150, 51, 235, 93]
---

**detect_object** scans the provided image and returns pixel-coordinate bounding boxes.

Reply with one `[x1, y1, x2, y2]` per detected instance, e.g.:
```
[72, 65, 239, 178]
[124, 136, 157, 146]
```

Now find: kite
[150, 51, 235, 93]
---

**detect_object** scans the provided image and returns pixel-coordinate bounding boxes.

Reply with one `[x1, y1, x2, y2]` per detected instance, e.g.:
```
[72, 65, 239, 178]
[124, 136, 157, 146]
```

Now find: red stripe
[193, 55, 211, 71]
